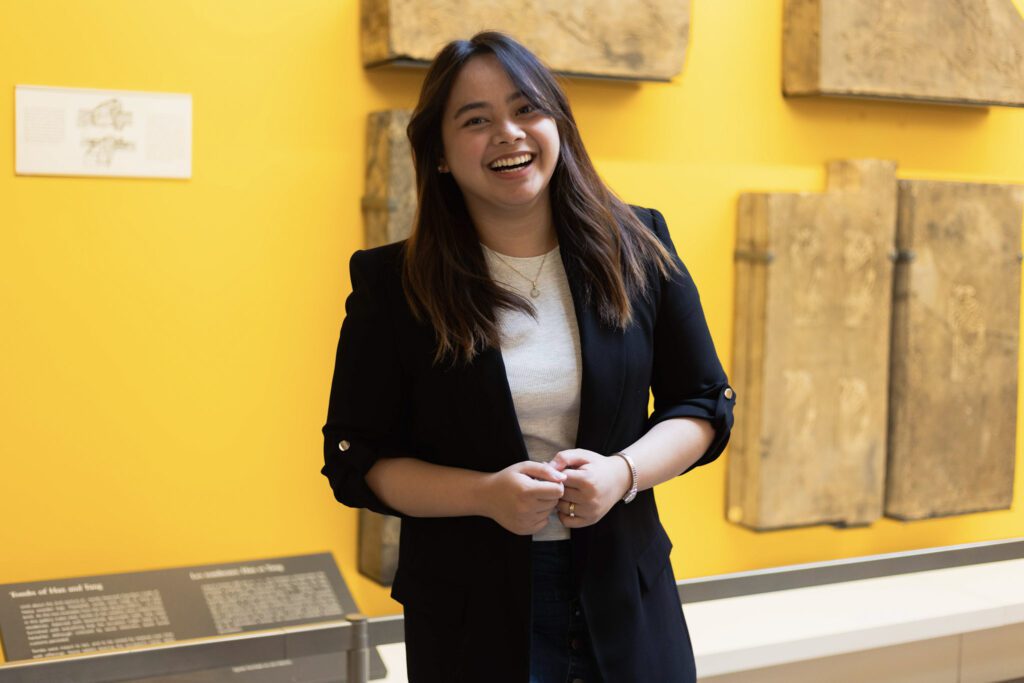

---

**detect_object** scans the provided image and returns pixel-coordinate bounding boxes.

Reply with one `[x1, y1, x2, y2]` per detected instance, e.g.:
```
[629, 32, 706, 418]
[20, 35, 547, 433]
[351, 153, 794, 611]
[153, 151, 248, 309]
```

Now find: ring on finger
[568, 502, 576, 518]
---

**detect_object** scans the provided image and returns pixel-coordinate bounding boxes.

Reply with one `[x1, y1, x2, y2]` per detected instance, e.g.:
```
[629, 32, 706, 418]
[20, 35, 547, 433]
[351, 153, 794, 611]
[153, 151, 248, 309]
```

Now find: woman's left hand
[550, 449, 632, 528]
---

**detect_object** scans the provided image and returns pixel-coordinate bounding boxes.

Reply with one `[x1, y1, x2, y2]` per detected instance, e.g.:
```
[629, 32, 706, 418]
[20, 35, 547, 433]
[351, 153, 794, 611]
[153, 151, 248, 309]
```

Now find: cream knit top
[482, 244, 583, 542]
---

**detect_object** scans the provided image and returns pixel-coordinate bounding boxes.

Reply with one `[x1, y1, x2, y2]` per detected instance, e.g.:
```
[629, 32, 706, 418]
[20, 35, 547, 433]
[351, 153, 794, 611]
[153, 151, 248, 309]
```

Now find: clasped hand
[484, 449, 631, 536]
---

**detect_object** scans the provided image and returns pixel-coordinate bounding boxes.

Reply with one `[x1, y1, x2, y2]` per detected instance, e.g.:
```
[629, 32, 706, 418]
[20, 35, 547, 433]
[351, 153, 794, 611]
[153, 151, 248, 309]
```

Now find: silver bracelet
[611, 451, 638, 504]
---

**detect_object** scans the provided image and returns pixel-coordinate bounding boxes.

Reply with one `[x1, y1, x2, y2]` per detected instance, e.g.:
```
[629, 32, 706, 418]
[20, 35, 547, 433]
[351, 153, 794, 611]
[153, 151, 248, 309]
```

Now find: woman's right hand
[482, 461, 567, 535]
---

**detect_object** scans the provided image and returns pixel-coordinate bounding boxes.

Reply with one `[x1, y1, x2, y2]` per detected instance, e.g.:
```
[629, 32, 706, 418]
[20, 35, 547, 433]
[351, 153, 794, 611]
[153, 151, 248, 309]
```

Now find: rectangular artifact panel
[15, 85, 192, 178]
[363, 109, 415, 248]
[0, 553, 385, 679]
[729, 159, 898, 530]
[359, 110, 407, 577]
[886, 180, 1023, 519]
[361, 0, 691, 81]
[359, 509, 400, 585]
[783, 0, 1024, 107]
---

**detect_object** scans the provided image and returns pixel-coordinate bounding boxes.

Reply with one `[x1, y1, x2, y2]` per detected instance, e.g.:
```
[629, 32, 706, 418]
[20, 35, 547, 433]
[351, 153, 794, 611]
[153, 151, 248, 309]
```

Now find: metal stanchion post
[345, 613, 370, 683]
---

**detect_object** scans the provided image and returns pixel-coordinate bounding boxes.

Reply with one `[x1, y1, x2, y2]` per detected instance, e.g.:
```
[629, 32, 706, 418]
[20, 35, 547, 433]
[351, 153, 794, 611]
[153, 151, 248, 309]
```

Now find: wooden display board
[886, 180, 1023, 520]
[783, 0, 1024, 107]
[361, 0, 691, 81]
[729, 159, 899, 531]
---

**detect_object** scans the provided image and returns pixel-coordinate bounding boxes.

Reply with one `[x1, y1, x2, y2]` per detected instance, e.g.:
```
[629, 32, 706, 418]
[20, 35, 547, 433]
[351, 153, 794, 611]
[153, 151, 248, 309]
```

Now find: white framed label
[15, 85, 192, 179]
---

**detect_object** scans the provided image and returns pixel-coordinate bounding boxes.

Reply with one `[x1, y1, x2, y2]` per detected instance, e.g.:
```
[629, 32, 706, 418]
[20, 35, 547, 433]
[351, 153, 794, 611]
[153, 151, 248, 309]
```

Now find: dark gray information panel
[0, 553, 386, 681]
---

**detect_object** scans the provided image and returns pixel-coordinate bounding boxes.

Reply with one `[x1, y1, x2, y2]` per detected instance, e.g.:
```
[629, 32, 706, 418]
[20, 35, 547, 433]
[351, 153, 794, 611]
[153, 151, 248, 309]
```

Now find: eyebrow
[452, 90, 527, 120]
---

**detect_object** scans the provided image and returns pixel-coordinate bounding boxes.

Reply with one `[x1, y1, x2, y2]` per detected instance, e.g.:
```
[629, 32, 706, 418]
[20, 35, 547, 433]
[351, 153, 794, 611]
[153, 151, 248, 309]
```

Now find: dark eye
[518, 103, 538, 115]
[463, 116, 486, 127]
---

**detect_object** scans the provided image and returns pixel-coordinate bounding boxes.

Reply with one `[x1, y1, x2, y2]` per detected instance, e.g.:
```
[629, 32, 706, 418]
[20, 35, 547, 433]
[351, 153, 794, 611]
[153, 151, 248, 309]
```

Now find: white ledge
[685, 557, 1024, 677]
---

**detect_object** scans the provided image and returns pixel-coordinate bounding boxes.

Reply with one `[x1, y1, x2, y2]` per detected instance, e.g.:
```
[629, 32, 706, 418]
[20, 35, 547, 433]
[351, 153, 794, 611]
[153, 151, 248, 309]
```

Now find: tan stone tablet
[361, 0, 691, 81]
[729, 159, 898, 530]
[360, 110, 412, 585]
[363, 110, 415, 249]
[359, 509, 400, 585]
[784, 0, 1024, 107]
[886, 180, 1023, 520]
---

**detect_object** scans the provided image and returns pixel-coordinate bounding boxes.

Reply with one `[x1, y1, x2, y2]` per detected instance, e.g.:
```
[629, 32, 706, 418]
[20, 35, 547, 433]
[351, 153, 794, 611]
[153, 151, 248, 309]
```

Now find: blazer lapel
[464, 243, 628, 470]
[558, 245, 627, 589]
[475, 344, 531, 467]
[560, 248, 627, 455]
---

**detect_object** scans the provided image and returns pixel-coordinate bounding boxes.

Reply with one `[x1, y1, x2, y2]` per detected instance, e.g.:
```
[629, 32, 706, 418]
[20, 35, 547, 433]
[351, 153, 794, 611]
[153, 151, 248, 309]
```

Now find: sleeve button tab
[724, 387, 734, 400]
[338, 439, 351, 452]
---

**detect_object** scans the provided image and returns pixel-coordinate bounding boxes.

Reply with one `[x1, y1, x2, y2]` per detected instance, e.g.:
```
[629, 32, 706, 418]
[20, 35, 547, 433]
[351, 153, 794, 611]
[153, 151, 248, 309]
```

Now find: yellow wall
[2, 1, 1023, 657]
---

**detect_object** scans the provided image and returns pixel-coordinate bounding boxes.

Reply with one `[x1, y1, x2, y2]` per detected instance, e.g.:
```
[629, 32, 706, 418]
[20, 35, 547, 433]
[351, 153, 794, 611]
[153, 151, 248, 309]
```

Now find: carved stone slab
[784, 0, 1024, 107]
[359, 508, 400, 585]
[886, 180, 1023, 520]
[363, 110, 415, 249]
[361, 0, 691, 81]
[358, 111, 412, 586]
[729, 159, 898, 530]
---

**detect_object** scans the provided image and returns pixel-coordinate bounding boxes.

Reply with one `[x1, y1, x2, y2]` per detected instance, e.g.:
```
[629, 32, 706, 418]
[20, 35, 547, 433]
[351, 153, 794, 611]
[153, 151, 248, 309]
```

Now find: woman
[322, 31, 736, 683]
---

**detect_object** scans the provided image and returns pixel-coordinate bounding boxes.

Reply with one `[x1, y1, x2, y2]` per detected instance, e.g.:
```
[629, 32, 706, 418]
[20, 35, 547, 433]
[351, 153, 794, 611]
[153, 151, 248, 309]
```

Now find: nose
[492, 118, 525, 145]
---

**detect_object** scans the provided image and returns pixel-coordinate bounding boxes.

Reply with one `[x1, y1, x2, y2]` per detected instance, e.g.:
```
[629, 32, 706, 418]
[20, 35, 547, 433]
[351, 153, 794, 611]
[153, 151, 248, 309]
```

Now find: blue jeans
[530, 540, 602, 683]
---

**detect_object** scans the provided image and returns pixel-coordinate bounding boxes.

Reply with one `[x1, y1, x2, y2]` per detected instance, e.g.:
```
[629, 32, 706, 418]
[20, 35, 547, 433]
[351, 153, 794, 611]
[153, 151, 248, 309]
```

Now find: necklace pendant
[530, 286, 540, 298]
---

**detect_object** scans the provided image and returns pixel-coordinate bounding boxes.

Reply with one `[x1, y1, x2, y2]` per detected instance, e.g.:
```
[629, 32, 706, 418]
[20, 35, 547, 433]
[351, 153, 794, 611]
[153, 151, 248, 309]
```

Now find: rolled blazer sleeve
[321, 249, 408, 518]
[646, 207, 737, 475]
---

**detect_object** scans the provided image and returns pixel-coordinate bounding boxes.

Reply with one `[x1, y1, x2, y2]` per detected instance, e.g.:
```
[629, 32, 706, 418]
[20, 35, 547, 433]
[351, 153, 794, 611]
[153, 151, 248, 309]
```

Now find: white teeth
[489, 154, 533, 169]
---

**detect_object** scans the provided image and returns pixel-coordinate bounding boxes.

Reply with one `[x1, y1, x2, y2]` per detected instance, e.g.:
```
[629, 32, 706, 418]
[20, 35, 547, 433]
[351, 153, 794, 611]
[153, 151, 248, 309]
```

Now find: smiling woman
[321, 31, 736, 683]
[439, 55, 561, 239]
[403, 33, 679, 366]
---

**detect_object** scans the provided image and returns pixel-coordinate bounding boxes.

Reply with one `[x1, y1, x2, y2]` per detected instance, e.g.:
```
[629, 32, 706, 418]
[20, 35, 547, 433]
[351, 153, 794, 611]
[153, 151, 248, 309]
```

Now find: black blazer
[321, 206, 736, 682]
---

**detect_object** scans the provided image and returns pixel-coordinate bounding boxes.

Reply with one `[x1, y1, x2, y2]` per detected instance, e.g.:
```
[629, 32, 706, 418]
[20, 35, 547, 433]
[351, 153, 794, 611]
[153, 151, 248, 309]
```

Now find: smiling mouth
[488, 153, 534, 173]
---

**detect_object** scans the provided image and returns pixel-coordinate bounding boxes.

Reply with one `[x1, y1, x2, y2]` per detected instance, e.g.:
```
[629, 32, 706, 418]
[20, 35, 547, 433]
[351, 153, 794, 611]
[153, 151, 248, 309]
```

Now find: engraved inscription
[949, 283, 985, 384]
[783, 369, 816, 446]
[838, 376, 870, 452]
[842, 229, 876, 328]
[789, 226, 825, 325]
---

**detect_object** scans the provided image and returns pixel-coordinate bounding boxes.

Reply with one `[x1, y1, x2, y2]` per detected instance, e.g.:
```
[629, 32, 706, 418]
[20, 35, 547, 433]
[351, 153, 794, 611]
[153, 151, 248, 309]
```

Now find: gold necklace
[489, 249, 550, 298]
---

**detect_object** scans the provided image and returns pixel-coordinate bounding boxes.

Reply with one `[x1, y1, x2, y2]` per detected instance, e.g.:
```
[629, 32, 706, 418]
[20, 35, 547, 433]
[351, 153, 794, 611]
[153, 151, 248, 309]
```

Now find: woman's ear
[437, 158, 449, 173]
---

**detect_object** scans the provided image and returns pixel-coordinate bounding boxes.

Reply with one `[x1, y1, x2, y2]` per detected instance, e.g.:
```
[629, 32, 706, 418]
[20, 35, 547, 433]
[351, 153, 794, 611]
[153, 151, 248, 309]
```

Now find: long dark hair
[403, 31, 678, 365]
